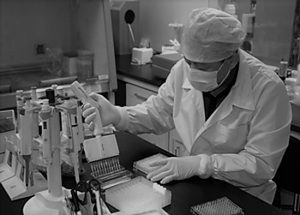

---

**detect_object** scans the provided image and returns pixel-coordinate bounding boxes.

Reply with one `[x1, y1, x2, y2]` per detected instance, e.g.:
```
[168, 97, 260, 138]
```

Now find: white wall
[138, 0, 219, 51]
[76, 0, 113, 77]
[0, 0, 73, 67]
[0, 0, 220, 67]
[252, 0, 296, 66]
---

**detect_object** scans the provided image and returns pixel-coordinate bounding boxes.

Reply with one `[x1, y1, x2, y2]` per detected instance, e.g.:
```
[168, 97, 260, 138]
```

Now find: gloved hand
[169, 39, 181, 53]
[285, 78, 296, 101]
[82, 93, 121, 129]
[147, 154, 213, 184]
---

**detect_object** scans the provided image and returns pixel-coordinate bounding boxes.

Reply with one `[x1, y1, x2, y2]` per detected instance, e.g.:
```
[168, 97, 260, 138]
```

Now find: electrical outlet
[36, 44, 45, 55]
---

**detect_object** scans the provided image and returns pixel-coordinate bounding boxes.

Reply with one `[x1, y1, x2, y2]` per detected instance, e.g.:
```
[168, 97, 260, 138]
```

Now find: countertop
[0, 131, 283, 215]
[0, 54, 167, 93]
[115, 55, 168, 87]
[0, 70, 58, 93]
[0, 69, 105, 110]
[0, 69, 87, 93]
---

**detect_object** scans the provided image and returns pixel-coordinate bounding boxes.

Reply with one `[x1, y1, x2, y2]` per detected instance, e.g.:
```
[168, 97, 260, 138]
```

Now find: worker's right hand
[82, 93, 121, 129]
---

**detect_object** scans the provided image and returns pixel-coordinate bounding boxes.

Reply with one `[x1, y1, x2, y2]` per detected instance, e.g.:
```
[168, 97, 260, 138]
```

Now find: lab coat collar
[182, 60, 193, 90]
[182, 78, 192, 90]
[230, 49, 255, 111]
[191, 50, 256, 147]
[199, 50, 255, 135]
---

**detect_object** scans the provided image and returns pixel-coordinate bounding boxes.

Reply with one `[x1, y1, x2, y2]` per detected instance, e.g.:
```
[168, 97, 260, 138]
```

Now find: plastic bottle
[278, 59, 288, 81]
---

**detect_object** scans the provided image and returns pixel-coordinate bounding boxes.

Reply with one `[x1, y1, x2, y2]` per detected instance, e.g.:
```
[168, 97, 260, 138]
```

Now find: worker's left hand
[147, 155, 213, 184]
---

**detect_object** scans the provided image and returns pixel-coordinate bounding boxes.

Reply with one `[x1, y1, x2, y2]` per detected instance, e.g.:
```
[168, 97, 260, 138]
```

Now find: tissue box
[132, 48, 153, 65]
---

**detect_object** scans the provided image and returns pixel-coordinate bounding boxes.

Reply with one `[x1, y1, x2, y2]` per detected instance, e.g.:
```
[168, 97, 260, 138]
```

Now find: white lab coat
[116, 49, 292, 204]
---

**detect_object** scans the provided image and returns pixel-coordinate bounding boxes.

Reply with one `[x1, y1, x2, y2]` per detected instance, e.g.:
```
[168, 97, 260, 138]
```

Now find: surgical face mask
[187, 65, 222, 92]
[186, 54, 236, 92]
[188, 68, 218, 92]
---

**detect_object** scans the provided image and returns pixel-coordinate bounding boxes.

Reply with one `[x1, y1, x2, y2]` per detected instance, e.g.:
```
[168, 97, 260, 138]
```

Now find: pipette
[70, 81, 103, 136]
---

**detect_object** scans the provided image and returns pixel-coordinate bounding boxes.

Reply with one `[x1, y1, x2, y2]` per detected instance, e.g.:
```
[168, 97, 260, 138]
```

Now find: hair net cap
[181, 8, 245, 63]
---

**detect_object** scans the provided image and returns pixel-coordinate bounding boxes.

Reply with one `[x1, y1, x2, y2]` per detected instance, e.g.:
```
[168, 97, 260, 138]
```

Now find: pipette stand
[23, 99, 69, 215]
[24, 188, 70, 215]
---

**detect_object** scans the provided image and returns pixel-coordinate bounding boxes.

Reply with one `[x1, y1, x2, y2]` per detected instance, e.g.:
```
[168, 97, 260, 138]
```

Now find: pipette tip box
[190, 196, 244, 215]
[133, 153, 168, 176]
[105, 176, 171, 214]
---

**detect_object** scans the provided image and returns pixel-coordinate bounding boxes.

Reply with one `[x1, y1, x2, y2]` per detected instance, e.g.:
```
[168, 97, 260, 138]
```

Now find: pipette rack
[190, 196, 244, 215]
[105, 176, 171, 214]
[133, 153, 168, 177]
[90, 155, 132, 190]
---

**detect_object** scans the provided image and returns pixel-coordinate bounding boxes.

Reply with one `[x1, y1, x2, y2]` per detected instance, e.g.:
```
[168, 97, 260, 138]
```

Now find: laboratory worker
[82, 8, 292, 204]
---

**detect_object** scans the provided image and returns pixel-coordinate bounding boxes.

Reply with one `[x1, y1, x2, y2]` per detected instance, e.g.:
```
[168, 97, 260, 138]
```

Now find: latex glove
[82, 93, 121, 130]
[285, 78, 296, 101]
[169, 39, 181, 53]
[147, 154, 213, 184]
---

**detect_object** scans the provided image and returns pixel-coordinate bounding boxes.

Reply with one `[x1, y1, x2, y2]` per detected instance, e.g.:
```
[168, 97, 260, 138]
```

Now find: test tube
[69, 106, 80, 183]
[31, 86, 39, 138]
[278, 60, 288, 81]
[31, 86, 37, 101]
[16, 90, 24, 132]
[46, 89, 55, 105]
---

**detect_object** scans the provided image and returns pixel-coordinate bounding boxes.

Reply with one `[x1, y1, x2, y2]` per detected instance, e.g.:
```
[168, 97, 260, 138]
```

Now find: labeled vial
[278, 60, 288, 81]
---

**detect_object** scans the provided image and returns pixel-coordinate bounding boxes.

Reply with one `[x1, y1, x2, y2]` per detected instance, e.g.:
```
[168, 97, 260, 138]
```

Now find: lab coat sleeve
[115, 69, 176, 135]
[211, 78, 292, 188]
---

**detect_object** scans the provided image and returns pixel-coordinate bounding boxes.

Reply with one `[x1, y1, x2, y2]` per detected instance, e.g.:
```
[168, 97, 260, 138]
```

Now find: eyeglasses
[183, 56, 194, 66]
[184, 56, 226, 71]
